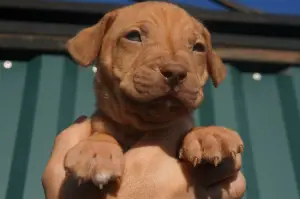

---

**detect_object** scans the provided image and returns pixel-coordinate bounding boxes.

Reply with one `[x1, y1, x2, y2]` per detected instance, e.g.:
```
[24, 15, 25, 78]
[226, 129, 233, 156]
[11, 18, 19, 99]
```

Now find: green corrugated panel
[0, 55, 299, 199]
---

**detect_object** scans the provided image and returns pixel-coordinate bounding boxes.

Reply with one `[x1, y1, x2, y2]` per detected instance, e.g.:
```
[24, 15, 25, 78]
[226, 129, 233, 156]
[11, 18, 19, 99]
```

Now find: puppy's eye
[192, 43, 206, 52]
[124, 30, 142, 42]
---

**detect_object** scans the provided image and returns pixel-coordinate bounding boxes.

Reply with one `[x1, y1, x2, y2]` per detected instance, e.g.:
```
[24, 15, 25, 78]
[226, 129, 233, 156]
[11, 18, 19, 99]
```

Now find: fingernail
[74, 115, 87, 124]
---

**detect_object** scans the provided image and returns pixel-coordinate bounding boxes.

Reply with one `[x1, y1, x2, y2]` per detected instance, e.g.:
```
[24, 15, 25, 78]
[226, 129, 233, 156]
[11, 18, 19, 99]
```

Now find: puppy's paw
[179, 126, 244, 167]
[64, 140, 124, 189]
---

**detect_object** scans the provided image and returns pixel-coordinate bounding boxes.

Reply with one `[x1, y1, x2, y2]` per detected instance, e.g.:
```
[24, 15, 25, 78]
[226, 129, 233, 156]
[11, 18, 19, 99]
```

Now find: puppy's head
[67, 2, 226, 125]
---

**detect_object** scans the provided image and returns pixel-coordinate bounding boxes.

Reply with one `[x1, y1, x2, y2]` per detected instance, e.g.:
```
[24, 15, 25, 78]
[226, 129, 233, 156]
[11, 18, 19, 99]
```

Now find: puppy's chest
[107, 146, 193, 199]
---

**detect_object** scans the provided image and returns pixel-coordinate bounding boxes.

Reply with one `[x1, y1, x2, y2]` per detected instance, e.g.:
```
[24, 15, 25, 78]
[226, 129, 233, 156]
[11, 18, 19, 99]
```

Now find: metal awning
[0, 0, 300, 65]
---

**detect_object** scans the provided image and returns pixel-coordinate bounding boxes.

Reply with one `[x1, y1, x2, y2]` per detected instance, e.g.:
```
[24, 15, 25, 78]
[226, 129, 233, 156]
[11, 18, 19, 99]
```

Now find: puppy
[64, 1, 244, 197]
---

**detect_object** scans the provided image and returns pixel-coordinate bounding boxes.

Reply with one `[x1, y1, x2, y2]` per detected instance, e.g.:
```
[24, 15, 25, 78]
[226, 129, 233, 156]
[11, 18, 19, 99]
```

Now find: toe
[181, 139, 202, 166]
[200, 134, 222, 166]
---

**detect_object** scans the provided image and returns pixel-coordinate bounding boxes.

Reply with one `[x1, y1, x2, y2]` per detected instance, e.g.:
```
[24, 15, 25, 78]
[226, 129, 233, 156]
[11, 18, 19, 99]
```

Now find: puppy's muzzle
[159, 64, 187, 88]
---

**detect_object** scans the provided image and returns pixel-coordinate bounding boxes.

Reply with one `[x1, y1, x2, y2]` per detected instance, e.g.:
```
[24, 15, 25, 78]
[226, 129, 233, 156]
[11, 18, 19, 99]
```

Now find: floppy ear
[66, 11, 117, 67]
[203, 27, 226, 87]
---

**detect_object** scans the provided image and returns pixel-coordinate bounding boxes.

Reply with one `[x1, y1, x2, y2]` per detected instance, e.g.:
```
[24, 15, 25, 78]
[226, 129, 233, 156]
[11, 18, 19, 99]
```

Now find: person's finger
[50, 116, 92, 163]
[206, 171, 246, 199]
[42, 116, 92, 190]
[195, 154, 242, 187]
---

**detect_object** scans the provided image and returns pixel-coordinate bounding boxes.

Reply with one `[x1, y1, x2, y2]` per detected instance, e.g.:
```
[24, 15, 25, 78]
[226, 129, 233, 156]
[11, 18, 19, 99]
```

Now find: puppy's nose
[160, 64, 187, 87]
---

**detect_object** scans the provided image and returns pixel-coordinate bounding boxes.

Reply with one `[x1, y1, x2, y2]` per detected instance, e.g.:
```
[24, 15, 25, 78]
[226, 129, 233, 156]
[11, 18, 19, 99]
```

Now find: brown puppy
[64, 1, 244, 196]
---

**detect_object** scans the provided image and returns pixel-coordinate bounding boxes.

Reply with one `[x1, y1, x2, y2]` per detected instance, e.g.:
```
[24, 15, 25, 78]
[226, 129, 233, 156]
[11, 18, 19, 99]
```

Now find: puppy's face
[67, 2, 226, 123]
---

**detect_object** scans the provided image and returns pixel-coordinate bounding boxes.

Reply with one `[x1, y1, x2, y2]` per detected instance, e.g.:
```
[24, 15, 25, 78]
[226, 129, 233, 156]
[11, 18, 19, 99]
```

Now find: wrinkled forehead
[111, 3, 204, 38]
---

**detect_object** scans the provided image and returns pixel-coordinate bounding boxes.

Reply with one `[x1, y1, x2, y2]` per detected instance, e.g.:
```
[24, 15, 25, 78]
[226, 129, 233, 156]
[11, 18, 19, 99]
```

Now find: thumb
[206, 171, 246, 199]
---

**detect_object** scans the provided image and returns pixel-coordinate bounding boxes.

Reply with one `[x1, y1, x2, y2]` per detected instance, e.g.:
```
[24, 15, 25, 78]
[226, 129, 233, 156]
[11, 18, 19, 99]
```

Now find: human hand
[42, 116, 246, 199]
[192, 154, 246, 199]
[179, 126, 246, 198]
[42, 116, 100, 199]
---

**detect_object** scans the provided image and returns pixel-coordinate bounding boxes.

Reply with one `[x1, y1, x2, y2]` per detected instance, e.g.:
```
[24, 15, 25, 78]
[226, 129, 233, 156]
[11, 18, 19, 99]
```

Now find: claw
[116, 177, 121, 185]
[178, 149, 183, 159]
[78, 178, 83, 186]
[65, 168, 71, 177]
[193, 157, 199, 167]
[174, 86, 179, 92]
[99, 184, 103, 190]
[238, 145, 244, 153]
[213, 156, 220, 167]
[231, 151, 236, 159]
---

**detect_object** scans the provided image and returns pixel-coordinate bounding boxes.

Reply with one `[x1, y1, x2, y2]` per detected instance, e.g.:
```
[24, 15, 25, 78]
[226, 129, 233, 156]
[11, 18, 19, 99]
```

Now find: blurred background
[0, 0, 300, 199]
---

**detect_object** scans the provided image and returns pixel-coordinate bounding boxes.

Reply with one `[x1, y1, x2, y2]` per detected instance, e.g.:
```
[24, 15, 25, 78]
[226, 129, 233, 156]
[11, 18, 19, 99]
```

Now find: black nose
[160, 64, 187, 87]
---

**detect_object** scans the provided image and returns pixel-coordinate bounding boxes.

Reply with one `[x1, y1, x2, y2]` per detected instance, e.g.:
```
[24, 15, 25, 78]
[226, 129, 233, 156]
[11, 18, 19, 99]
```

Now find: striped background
[0, 55, 300, 199]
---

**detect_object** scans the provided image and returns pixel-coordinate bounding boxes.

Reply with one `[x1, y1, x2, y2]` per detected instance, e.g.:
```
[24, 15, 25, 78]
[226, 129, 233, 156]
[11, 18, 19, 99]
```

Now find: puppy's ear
[66, 11, 117, 67]
[203, 27, 226, 87]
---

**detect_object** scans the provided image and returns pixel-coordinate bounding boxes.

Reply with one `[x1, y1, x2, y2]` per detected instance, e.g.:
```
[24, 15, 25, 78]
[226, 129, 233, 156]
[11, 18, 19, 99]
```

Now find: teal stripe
[193, 109, 201, 126]
[211, 65, 239, 128]
[22, 55, 66, 199]
[232, 69, 259, 199]
[277, 68, 300, 196]
[198, 80, 215, 126]
[56, 57, 78, 133]
[0, 61, 27, 199]
[243, 73, 298, 199]
[73, 63, 95, 119]
[0, 62, 2, 81]
[5, 57, 41, 199]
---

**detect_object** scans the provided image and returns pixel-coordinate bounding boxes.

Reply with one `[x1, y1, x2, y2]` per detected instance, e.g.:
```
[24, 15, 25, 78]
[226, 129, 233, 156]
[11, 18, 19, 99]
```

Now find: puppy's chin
[123, 93, 190, 123]
[176, 88, 204, 109]
[123, 93, 183, 108]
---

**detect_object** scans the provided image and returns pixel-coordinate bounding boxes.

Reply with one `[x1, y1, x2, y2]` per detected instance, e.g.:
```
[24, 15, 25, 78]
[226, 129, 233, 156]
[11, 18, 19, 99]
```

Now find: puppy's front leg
[64, 127, 124, 189]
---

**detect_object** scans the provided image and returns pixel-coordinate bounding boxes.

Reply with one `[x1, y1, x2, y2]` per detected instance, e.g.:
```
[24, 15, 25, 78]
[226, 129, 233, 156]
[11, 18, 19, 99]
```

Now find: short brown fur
[64, 2, 244, 199]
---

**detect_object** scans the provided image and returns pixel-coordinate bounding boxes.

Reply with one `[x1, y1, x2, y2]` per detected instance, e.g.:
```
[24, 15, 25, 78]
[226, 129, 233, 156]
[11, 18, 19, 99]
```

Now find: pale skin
[42, 116, 246, 199]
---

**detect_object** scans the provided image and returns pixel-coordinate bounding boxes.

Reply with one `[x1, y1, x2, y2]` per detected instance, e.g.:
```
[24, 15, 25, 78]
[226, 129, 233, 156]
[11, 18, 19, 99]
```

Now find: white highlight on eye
[252, 72, 262, 81]
[3, 61, 12, 69]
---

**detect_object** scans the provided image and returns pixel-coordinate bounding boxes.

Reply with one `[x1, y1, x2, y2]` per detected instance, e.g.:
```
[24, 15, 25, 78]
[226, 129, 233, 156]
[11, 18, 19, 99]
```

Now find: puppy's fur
[64, 2, 244, 199]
